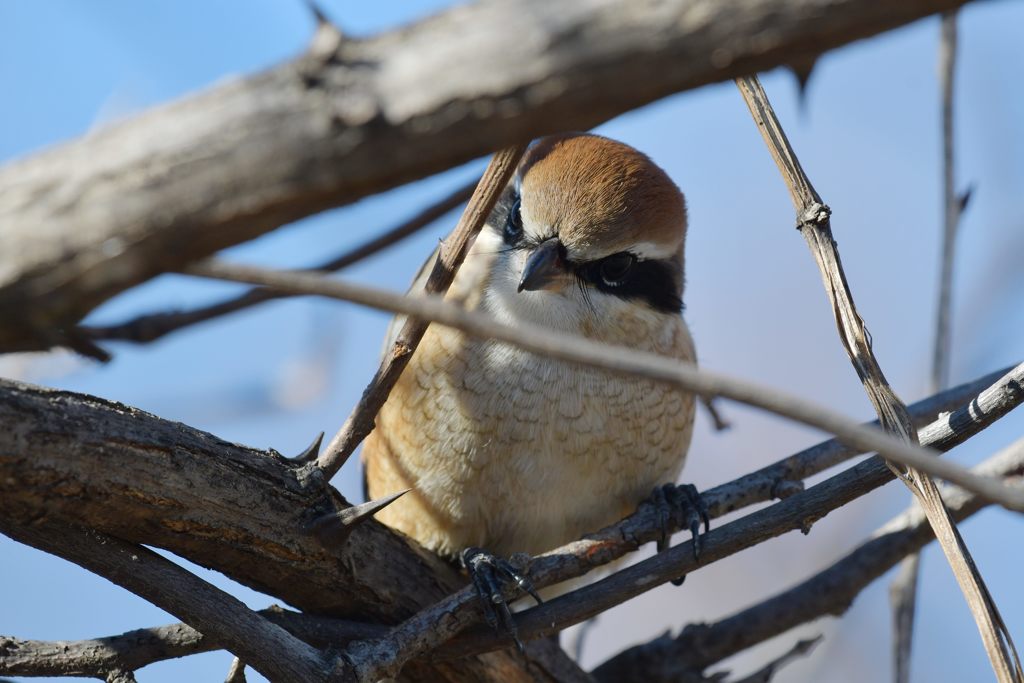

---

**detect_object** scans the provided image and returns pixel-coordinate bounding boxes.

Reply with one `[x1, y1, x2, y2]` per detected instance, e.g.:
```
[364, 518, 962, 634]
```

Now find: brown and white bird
[363, 133, 696, 573]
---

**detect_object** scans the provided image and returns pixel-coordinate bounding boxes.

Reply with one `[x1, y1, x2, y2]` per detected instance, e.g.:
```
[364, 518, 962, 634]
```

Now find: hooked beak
[517, 238, 567, 292]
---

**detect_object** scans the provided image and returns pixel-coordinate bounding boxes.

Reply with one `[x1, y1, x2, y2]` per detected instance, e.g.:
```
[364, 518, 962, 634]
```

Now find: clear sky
[2, 2, 1023, 681]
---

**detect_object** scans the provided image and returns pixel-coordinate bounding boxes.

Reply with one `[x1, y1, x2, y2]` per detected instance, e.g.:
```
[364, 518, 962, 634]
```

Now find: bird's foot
[460, 547, 542, 653]
[648, 483, 710, 585]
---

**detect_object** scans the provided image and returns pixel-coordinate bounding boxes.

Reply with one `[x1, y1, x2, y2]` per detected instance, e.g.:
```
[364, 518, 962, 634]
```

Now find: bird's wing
[362, 244, 439, 502]
[379, 244, 440, 360]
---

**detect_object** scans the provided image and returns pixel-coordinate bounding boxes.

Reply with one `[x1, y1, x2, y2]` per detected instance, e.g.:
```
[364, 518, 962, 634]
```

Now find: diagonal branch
[3, 364, 1020, 679]
[735, 74, 1022, 683]
[893, 11, 970, 681]
[591, 438, 1024, 682]
[185, 260, 1024, 509]
[80, 179, 475, 346]
[0, 0, 979, 354]
[1, 520, 344, 683]
[0, 379, 543, 683]
[307, 144, 527, 480]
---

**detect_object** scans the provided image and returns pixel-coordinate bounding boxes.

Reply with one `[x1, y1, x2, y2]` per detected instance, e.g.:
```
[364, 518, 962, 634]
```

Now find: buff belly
[363, 324, 695, 559]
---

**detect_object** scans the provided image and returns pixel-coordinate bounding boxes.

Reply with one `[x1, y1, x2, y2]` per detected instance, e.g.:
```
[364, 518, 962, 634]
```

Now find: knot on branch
[796, 202, 831, 231]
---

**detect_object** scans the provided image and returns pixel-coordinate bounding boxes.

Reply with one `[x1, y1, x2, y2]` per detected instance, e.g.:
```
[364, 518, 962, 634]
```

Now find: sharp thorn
[958, 184, 974, 214]
[302, 0, 330, 26]
[787, 55, 818, 113]
[290, 432, 324, 463]
[307, 489, 409, 547]
[336, 489, 409, 527]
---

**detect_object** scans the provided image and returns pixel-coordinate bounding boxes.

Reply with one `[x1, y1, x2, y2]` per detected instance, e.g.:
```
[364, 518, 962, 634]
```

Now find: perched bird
[363, 133, 696, 581]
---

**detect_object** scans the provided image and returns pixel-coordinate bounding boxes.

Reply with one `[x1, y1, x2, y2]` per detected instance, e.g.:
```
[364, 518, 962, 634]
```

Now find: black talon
[646, 483, 711, 585]
[460, 547, 542, 653]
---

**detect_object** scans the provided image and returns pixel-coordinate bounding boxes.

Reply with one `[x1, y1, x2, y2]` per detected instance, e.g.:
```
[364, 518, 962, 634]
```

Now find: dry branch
[735, 74, 1021, 683]
[185, 260, 1024, 509]
[591, 439, 1024, 682]
[0, 0, 976, 353]
[312, 144, 527, 480]
[894, 12, 969, 680]
[2, 363, 1020, 679]
[1, 521, 343, 683]
[0, 380, 543, 683]
[80, 179, 475, 345]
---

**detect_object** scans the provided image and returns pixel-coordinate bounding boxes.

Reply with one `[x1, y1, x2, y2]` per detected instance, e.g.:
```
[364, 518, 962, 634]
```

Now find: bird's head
[478, 133, 688, 335]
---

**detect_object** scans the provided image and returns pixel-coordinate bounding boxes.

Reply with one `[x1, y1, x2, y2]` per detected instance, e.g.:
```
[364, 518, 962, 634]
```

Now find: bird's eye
[599, 252, 636, 286]
[504, 198, 524, 244]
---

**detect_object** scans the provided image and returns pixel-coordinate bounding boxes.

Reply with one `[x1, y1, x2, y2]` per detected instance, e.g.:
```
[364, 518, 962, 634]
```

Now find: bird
[362, 133, 697, 607]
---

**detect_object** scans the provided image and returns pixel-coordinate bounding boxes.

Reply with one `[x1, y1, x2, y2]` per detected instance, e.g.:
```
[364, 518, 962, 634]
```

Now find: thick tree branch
[2, 364, 1020, 679]
[186, 260, 1024, 509]
[0, 380, 546, 683]
[591, 439, 1024, 682]
[79, 180, 475, 345]
[0, 0, 976, 353]
[1, 521, 343, 683]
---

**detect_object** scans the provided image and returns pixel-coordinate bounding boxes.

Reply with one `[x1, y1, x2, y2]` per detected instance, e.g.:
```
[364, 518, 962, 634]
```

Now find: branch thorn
[307, 489, 410, 547]
[290, 432, 325, 464]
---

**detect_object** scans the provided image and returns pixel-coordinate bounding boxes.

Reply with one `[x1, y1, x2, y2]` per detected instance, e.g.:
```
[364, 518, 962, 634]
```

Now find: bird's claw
[460, 547, 542, 653]
[648, 483, 710, 585]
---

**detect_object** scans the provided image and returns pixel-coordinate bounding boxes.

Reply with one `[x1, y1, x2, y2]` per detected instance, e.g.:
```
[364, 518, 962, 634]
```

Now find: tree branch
[893, 11, 968, 681]
[310, 144, 527, 480]
[185, 260, 1024, 510]
[79, 179, 475, 346]
[0, 0, 977, 353]
[735, 73, 1021, 682]
[0, 380, 546, 683]
[591, 438, 1024, 682]
[2, 364, 1020, 679]
[0, 520, 343, 683]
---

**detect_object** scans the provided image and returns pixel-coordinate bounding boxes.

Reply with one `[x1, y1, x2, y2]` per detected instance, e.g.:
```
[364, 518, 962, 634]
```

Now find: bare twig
[894, 11, 967, 680]
[0, 521, 344, 683]
[4, 364, 1020, 679]
[311, 144, 527, 480]
[591, 439, 1024, 682]
[185, 260, 1024, 509]
[735, 74, 1022, 683]
[81, 180, 475, 345]
[890, 553, 922, 683]
[932, 10, 965, 393]
[726, 636, 822, 683]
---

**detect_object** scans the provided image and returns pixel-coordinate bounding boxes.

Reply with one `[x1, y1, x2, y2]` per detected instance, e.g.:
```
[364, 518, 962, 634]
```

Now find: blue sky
[2, 2, 1023, 681]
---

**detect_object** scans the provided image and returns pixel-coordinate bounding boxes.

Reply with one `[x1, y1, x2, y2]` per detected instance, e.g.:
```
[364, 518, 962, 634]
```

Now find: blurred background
[2, 1, 1023, 681]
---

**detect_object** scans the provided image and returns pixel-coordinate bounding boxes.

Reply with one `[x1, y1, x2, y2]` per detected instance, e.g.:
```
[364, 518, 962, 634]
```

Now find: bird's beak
[518, 238, 567, 292]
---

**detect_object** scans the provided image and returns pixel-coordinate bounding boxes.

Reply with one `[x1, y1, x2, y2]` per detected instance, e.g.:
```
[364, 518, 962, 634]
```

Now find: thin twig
[726, 636, 822, 683]
[311, 145, 527, 481]
[185, 259, 1024, 510]
[591, 439, 1024, 683]
[735, 74, 1022, 683]
[0, 521, 344, 683]
[932, 10, 965, 393]
[4, 364, 1021, 680]
[894, 11, 966, 681]
[82, 180, 475, 345]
